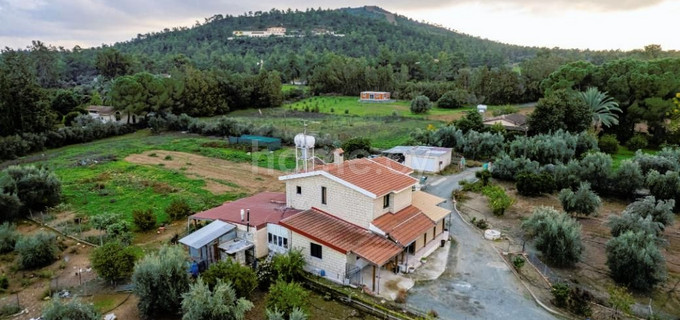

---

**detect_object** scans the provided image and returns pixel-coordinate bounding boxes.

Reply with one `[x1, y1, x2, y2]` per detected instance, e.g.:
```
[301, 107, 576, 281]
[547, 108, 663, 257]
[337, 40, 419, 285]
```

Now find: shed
[228, 135, 281, 151]
[382, 146, 453, 173]
[179, 220, 236, 268]
[359, 91, 393, 102]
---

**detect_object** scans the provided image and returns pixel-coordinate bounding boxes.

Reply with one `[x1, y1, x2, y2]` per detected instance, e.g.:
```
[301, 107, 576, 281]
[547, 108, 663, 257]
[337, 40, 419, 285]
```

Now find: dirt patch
[125, 150, 285, 194]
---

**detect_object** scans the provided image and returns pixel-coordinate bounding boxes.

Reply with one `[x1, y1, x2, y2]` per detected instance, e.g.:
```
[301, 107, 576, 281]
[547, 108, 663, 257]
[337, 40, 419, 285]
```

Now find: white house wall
[371, 188, 412, 220]
[290, 231, 348, 284]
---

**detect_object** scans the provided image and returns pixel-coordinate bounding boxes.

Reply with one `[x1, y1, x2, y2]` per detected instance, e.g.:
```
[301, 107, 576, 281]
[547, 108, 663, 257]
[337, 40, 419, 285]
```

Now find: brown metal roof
[321, 158, 417, 197]
[369, 157, 414, 175]
[372, 206, 435, 245]
[280, 208, 402, 266]
[190, 192, 300, 229]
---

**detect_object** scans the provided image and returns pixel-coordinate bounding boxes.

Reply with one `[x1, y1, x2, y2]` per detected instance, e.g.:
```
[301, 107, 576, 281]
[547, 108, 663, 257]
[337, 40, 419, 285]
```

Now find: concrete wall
[290, 231, 348, 284]
[286, 176, 375, 228]
[266, 223, 291, 255]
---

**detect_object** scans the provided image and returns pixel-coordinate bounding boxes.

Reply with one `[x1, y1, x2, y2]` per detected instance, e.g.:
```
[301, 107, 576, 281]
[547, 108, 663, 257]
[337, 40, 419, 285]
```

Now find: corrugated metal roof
[179, 220, 235, 249]
[280, 208, 402, 266]
[382, 146, 452, 157]
[372, 206, 435, 245]
[412, 191, 451, 222]
[369, 157, 414, 175]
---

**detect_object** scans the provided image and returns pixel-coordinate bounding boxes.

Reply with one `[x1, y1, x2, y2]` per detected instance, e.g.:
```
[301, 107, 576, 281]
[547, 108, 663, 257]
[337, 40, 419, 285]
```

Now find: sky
[0, 0, 677, 51]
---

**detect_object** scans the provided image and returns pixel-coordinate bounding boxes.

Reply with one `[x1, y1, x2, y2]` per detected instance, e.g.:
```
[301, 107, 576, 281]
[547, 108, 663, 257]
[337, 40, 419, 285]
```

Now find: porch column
[372, 265, 376, 292]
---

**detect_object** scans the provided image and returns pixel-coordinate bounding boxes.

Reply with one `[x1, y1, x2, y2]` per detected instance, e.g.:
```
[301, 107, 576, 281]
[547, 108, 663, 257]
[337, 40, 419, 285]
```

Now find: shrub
[558, 182, 601, 216]
[91, 241, 137, 284]
[550, 283, 592, 316]
[551, 283, 570, 307]
[624, 196, 675, 228]
[1, 165, 61, 215]
[633, 151, 677, 175]
[512, 256, 525, 269]
[0, 193, 22, 221]
[606, 231, 666, 291]
[437, 89, 469, 109]
[341, 137, 371, 159]
[455, 111, 484, 133]
[481, 185, 514, 216]
[181, 278, 253, 320]
[578, 152, 613, 191]
[201, 259, 258, 299]
[266, 307, 307, 320]
[521, 207, 583, 267]
[608, 285, 634, 317]
[608, 213, 663, 238]
[15, 232, 59, 269]
[612, 160, 644, 196]
[133, 245, 190, 319]
[265, 280, 309, 318]
[271, 250, 305, 283]
[598, 134, 619, 154]
[0, 222, 18, 253]
[491, 105, 520, 116]
[63, 111, 82, 127]
[133, 209, 156, 231]
[626, 134, 648, 151]
[0, 274, 8, 290]
[42, 297, 100, 320]
[516, 171, 555, 196]
[462, 131, 505, 160]
[475, 170, 491, 186]
[645, 170, 680, 211]
[410, 95, 432, 114]
[166, 199, 193, 221]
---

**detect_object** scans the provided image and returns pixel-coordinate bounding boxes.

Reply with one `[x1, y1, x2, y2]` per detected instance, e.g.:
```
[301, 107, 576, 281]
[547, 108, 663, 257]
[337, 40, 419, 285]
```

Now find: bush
[341, 137, 371, 159]
[1, 165, 61, 215]
[455, 111, 484, 133]
[42, 297, 100, 320]
[608, 212, 663, 238]
[266, 280, 309, 318]
[612, 160, 644, 196]
[475, 170, 492, 186]
[133, 209, 156, 231]
[516, 171, 555, 196]
[491, 105, 520, 116]
[606, 231, 666, 291]
[271, 250, 305, 283]
[626, 134, 648, 151]
[512, 256, 525, 269]
[551, 283, 570, 307]
[521, 207, 583, 267]
[0, 274, 8, 290]
[266, 307, 307, 320]
[598, 134, 620, 154]
[410, 95, 432, 114]
[578, 152, 613, 191]
[133, 245, 190, 319]
[181, 278, 253, 320]
[15, 232, 59, 269]
[202, 259, 258, 299]
[462, 131, 504, 160]
[645, 170, 680, 211]
[0, 222, 18, 253]
[550, 283, 592, 316]
[166, 199, 193, 221]
[481, 185, 514, 216]
[624, 196, 675, 228]
[0, 193, 22, 221]
[91, 241, 137, 284]
[437, 89, 469, 109]
[558, 182, 601, 216]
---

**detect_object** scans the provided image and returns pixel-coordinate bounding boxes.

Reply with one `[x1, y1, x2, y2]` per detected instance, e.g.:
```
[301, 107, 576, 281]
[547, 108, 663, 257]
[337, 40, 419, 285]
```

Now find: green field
[611, 145, 656, 169]
[284, 96, 495, 118]
[3, 130, 295, 223]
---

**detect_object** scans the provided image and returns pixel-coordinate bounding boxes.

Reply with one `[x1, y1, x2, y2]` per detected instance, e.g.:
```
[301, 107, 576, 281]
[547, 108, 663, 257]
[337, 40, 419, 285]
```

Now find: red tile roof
[321, 158, 417, 197]
[369, 157, 414, 175]
[371, 206, 435, 246]
[280, 208, 402, 266]
[190, 192, 300, 229]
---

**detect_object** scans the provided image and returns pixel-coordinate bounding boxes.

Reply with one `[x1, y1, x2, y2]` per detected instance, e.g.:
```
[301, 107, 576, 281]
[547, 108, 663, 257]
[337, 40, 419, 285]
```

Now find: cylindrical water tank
[294, 133, 315, 148]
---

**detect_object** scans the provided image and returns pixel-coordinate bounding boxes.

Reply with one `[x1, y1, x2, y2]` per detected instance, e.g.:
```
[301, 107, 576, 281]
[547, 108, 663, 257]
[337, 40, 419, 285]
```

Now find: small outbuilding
[179, 220, 236, 270]
[483, 113, 528, 132]
[382, 146, 453, 173]
[359, 91, 392, 102]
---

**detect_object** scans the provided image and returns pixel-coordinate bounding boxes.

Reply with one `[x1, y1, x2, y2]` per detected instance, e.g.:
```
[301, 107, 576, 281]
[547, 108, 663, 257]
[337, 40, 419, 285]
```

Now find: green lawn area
[281, 84, 308, 93]
[611, 145, 656, 169]
[284, 96, 502, 118]
[5, 130, 295, 223]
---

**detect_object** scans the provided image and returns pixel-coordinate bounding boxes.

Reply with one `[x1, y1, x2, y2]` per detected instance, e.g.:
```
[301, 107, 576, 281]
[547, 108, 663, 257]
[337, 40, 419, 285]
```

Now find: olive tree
[91, 241, 137, 284]
[606, 231, 666, 291]
[15, 232, 59, 269]
[133, 245, 190, 319]
[1, 165, 61, 214]
[608, 212, 663, 238]
[265, 280, 309, 318]
[624, 196, 674, 228]
[611, 160, 644, 196]
[201, 259, 258, 298]
[181, 279, 253, 320]
[577, 152, 612, 192]
[410, 95, 432, 114]
[558, 182, 601, 216]
[646, 170, 680, 211]
[521, 206, 583, 267]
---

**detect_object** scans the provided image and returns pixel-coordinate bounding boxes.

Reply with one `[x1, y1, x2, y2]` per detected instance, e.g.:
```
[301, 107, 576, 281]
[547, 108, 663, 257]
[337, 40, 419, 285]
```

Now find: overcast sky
[0, 0, 676, 51]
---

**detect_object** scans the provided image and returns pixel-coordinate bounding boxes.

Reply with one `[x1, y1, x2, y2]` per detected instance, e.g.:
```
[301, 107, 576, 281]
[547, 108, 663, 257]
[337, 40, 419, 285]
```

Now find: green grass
[6, 130, 295, 222]
[611, 145, 656, 169]
[281, 84, 308, 93]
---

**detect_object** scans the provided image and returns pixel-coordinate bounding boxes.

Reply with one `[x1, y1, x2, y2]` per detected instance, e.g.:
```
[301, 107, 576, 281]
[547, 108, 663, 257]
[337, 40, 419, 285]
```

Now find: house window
[383, 194, 390, 209]
[296, 186, 301, 194]
[321, 186, 327, 205]
[268, 233, 272, 243]
[283, 238, 288, 249]
[311, 243, 322, 259]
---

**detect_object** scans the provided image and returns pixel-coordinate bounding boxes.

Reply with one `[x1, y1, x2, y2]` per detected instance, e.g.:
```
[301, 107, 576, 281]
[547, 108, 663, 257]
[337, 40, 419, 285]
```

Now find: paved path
[406, 169, 555, 320]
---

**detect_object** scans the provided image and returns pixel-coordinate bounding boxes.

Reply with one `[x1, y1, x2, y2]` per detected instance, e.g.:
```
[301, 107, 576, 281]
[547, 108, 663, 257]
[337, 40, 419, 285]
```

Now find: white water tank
[294, 133, 315, 148]
[484, 229, 501, 240]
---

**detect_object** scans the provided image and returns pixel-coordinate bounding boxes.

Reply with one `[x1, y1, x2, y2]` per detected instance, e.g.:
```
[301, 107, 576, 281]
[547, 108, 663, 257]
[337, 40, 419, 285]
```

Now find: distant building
[359, 91, 392, 102]
[233, 27, 287, 37]
[483, 113, 528, 132]
[382, 146, 453, 173]
[86, 106, 121, 123]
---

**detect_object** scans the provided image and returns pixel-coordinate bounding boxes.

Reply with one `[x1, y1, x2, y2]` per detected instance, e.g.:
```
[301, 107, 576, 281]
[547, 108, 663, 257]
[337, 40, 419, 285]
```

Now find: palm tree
[578, 87, 622, 131]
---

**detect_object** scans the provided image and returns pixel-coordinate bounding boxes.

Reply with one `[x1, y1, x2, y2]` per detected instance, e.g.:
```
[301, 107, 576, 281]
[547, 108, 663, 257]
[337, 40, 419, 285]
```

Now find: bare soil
[458, 180, 680, 318]
[125, 150, 285, 195]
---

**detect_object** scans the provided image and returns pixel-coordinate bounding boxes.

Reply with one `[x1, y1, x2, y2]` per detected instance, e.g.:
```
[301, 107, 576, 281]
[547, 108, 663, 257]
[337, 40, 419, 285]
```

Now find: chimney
[333, 148, 344, 165]
[240, 209, 245, 222]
